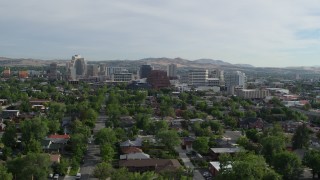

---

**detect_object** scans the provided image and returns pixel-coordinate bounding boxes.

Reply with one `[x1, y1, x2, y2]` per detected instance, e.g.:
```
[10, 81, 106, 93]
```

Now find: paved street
[175, 147, 205, 180]
[79, 106, 107, 180]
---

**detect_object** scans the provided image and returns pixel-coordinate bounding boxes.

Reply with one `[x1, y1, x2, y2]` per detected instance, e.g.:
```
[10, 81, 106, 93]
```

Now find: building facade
[66, 55, 87, 80]
[140, 65, 152, 79]
[112, 73, 134, 82]
[225, 71, 246, 94]
[87, 64, 99, 77]
[167, 64, 177, 79]
[188, 69, 208, 87]
[147, 70, 171, 89]
[235, 89, 270, 99]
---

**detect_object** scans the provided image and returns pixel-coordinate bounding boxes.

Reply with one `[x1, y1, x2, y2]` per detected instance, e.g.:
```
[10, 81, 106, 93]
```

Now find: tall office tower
[99, 64, 107, 75]
[48, 63, 58, 81]
[225, 71, 247, 94]
[210, 69, 224, 85]
[167, 64, 177, 79]
[106, 67, 127, 78]
[2, 67, 11, 78]
[87, 64, 99, 77]
[140, 65, 152, 79]
[72, 55, 86, 76]
[147, 70, 171, 89]
[66, 55, 87, 80]
[188, 69, 209, 87]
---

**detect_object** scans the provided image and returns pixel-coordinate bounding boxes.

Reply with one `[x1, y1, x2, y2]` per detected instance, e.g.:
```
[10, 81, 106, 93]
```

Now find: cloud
[1, 0, 320, 67]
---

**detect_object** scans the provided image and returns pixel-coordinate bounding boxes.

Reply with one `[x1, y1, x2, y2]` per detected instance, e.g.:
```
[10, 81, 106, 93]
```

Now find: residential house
[209, 161, 232, 177]
[121, 147, 143, 154]
[119, 159, 181, 173]
[120, 138, 142, 147]
[46, 134, 70, 144]
[181, 137, 195, 151]
[239, 117, 264, 129]
[210, 147, 241, 160]
[41, 140, 61, 153]
[49, 154, 61, 164]
[1, 110, 20, 119]
[120, 152, 150, 160]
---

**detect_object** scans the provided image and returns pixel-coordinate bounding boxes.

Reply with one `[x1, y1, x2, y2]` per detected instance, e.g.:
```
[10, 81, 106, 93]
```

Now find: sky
[1, 0, 320, 67]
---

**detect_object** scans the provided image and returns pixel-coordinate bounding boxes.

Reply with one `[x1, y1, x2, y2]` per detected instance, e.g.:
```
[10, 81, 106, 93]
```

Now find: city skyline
[1, 0, 320, 67]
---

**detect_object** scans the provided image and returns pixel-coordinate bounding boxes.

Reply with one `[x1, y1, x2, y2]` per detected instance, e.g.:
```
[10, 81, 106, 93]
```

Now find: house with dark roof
[41, 140, 61, 153]
[119, 159, 181, 173]
[239, 117, 264, 129]
[210, 147, 241, 160]
[181, 137, 195, 151]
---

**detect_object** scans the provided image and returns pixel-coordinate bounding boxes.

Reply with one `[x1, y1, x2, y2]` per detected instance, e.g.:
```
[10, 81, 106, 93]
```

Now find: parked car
[76, 173, 81, 179]
[53, 174, 59, 180]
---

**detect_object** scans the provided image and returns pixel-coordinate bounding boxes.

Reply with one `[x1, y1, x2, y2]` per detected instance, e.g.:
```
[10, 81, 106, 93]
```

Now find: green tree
[1, 122, 17, 148]
[148, 120, 169, 135]
[156, 130, 181, 149]
[47, 102, 66, 120]
[0, 164, 13, 180]
[7, 153, 50, 180]
[292, 123, 311, 149]
[24, 137, 42, 153]
[55, 158, 69, 175]
[93, 162, 114, 180]
[95, 128, 117, 145]
[303, 150, 320, 179]
[47, 119, 60, 134]
[100, 144, 115, 163]
[273, 151, 302, 180]
[135, 113, 151, 131]
[72, 119, 91, 138]
[82, 108, 98, 128]
[260, 135, 286, 163]
[224, 116, 238, 129]
[20, 117, 49, 143]
[217, 153, 281, 180]
[245, 129, 259, 143]
[193, 137, 209, 154]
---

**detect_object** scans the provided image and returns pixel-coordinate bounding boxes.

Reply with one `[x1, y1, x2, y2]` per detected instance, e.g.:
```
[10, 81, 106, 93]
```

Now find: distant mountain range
[0, 56, 319, 73]
[0, 56, 254, 69]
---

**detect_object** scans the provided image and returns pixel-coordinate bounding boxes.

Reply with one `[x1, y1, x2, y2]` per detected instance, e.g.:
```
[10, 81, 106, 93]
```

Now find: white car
[76, 173, 81, 179]
[53, 174, 59, 179]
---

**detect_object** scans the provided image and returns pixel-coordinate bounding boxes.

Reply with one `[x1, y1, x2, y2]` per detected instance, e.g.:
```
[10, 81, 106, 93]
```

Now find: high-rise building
[73, 55, 86, 76]
[140, 65, 152, 79]
[48, 63, 58, 81]
[147, 70, 171, 89]
[106, 67, 127, 78]
[225, 71, 246, 94]
[188, 69, 208, 87]
[167, 64, 177, 79]
[2, 67, 10, 78]
[66, 55, 87, 80]
[210, 69, 224, 85]
[87, 64, 99, 77]
[19, 71, 28, 78]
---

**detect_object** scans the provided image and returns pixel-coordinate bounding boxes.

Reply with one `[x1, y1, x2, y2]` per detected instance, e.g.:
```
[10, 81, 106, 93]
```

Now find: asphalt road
[79, 107, 107, 180]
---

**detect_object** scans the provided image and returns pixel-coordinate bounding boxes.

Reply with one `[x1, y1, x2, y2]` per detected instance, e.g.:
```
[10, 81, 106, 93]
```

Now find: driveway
[175, 147, 205, 180]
